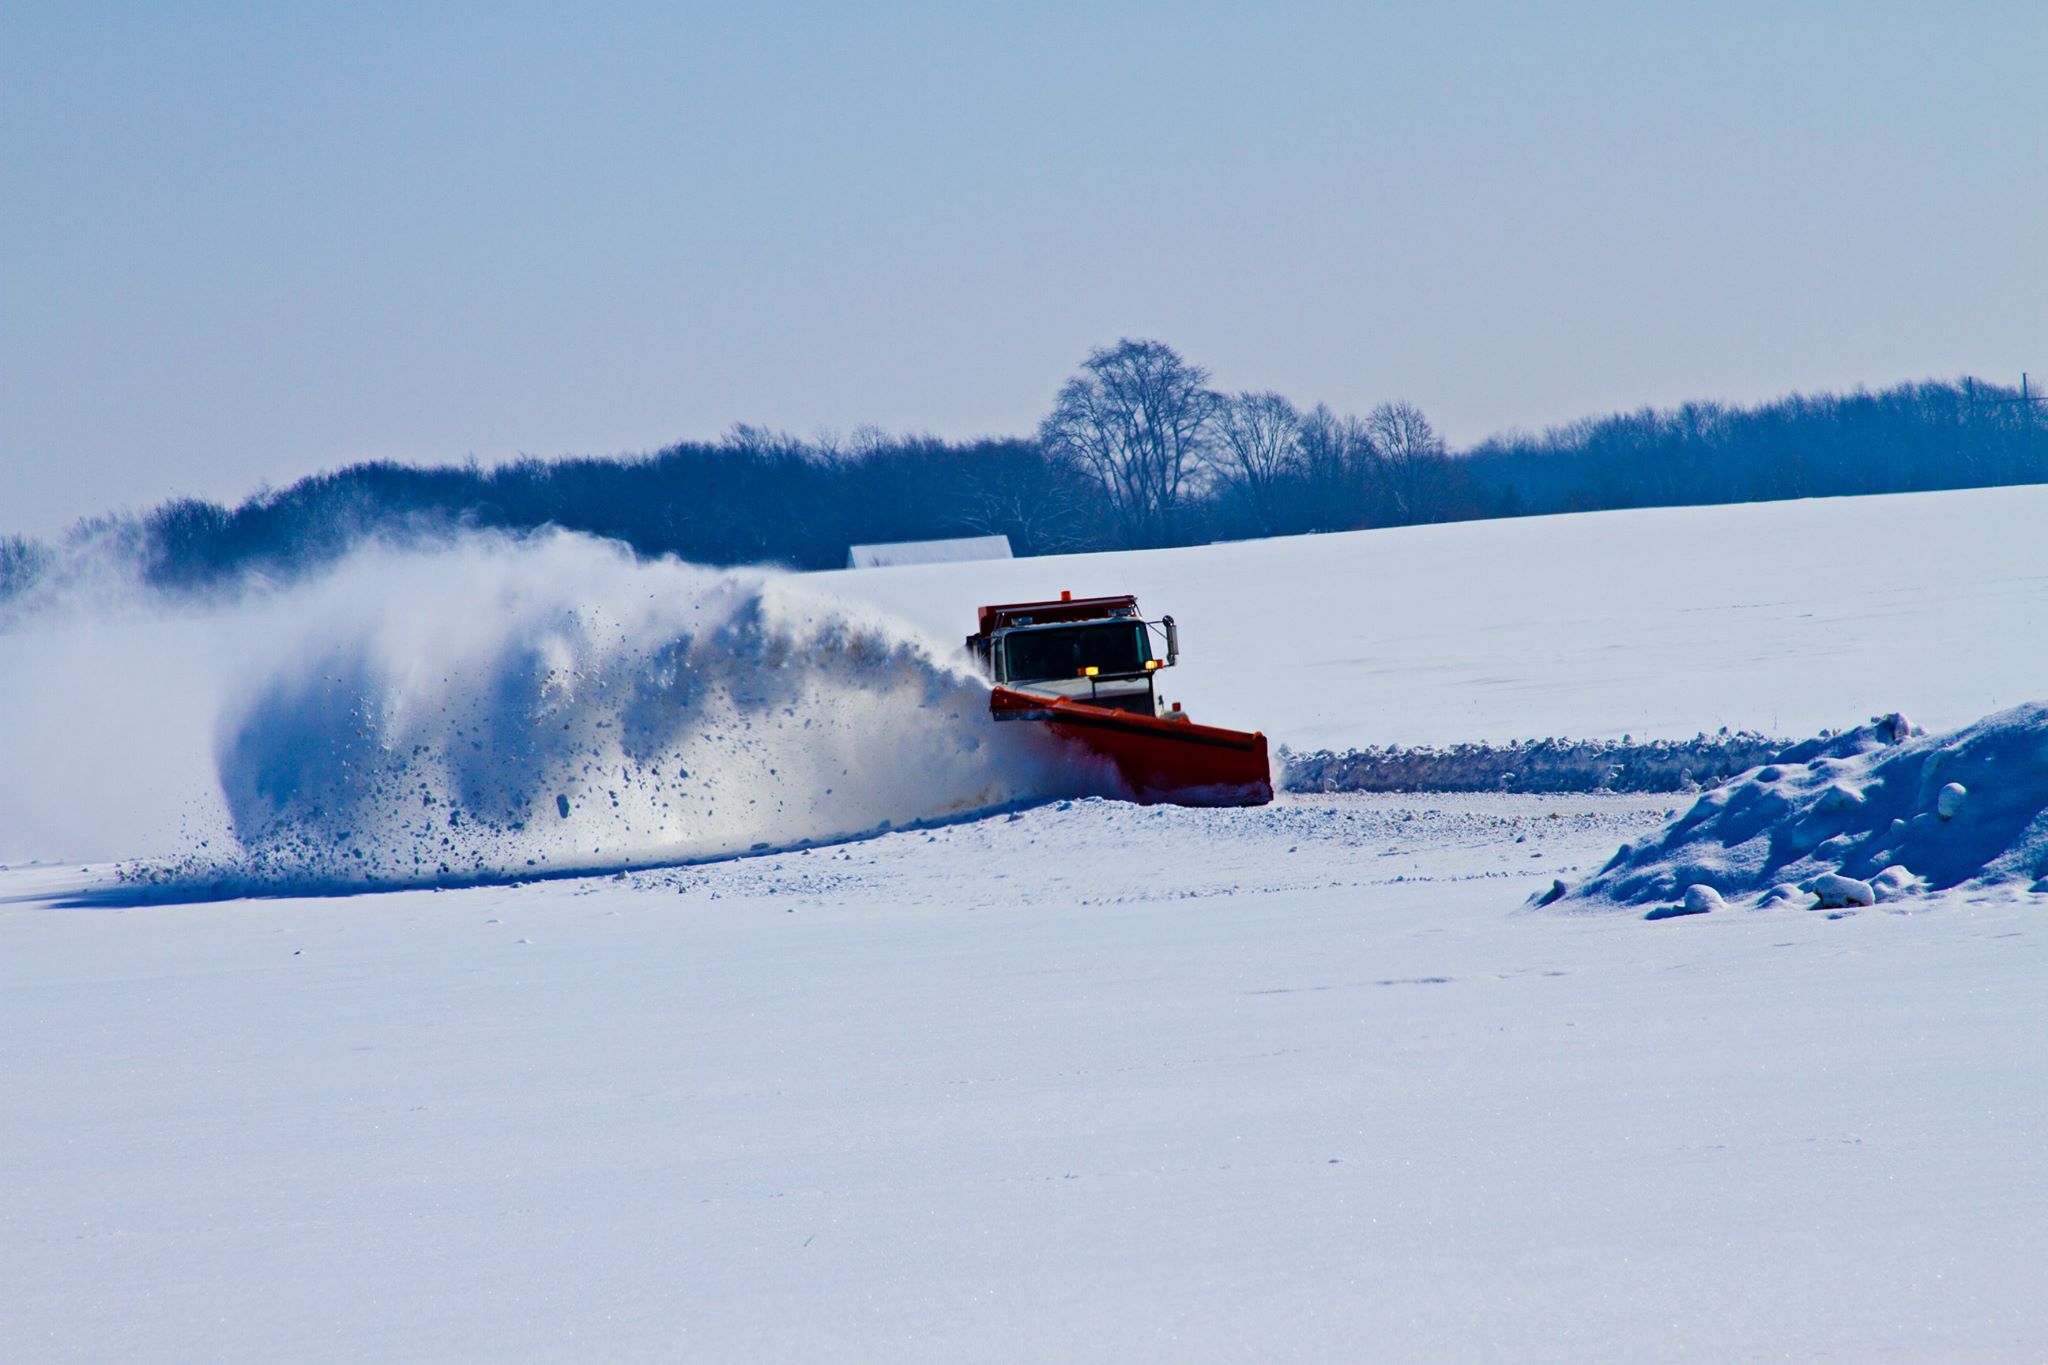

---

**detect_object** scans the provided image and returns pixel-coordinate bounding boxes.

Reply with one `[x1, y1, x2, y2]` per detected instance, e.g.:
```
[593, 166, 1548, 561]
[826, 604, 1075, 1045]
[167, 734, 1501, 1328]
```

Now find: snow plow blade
[991, 686, 1274, 807]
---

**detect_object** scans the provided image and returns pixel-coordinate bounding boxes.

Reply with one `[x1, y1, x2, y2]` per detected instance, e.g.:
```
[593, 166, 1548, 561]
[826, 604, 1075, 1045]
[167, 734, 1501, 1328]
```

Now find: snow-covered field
[8, 795, 2046, 1361]
[6, 488, 2048, 1361]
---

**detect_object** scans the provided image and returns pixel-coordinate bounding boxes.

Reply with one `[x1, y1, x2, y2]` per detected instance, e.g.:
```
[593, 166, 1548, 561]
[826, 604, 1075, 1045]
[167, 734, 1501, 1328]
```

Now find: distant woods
[3, 341, 2043, 604]
[1462, 377, 2048, 516]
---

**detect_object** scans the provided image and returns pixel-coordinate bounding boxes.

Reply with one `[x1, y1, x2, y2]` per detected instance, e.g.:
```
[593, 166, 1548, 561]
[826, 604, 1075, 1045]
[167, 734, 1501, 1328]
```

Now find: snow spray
[0, 531, 1077, 889]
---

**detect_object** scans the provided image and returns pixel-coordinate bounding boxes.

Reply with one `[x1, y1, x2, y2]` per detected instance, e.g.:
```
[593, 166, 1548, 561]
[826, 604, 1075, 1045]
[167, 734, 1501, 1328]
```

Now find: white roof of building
[846, 534, 1013, 569]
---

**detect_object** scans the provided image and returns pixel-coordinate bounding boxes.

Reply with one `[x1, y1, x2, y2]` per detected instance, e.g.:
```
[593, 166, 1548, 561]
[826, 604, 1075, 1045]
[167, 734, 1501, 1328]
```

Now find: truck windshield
[1005, 622, 1151, 682]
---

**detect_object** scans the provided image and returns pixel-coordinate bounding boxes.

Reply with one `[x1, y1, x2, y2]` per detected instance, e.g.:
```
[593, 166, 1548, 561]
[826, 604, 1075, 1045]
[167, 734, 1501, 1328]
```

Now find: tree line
[1040, 339, 1471, 545]
[2, 341, 2041, 604]
[1463, 376, 2047, 515]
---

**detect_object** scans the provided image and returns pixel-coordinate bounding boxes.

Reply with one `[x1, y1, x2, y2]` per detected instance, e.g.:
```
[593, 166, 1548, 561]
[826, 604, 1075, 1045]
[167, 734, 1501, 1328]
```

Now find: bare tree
[0, 534, 51, 609]
[1212, 391, 1303, 535]
[848, 423, 895, 460]
[1365, 400, 1452, 523]
[953, 446, 1104, 555]
[1296, 403, 1374, 531]
[1038, 339, 1218, 547]
[720, 423, 811, 461]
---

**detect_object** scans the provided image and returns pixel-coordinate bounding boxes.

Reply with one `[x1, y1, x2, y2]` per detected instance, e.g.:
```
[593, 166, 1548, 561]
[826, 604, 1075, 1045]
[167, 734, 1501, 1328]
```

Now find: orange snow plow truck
[968, 591, 1273, 806]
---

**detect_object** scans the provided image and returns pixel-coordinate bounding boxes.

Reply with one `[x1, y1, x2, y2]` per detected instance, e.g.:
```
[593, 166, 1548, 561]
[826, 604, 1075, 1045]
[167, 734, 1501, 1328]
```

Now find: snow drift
[1564, 705, 2048, 910]
[2, 531, 1083, 890]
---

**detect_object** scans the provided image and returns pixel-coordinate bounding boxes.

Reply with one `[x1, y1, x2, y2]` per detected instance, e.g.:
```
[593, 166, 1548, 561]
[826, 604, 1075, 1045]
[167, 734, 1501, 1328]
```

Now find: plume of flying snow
[0, 530, 1087, 889]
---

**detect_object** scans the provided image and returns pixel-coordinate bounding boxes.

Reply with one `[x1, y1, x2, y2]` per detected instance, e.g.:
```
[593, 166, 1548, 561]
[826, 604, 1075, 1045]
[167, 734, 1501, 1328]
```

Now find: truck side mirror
[1162, 615, 1179, 666]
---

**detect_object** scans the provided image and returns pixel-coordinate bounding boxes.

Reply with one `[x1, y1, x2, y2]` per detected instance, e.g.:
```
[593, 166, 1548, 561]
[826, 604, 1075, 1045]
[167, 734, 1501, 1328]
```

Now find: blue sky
[4, 1, 2043, 535]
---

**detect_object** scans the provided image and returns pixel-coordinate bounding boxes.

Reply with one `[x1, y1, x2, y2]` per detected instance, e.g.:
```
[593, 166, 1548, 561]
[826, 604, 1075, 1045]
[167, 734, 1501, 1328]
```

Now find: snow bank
[1565, 705, 2048, 910]
[1281, 732, 1783, 795]
[2, 531, 1084, 888]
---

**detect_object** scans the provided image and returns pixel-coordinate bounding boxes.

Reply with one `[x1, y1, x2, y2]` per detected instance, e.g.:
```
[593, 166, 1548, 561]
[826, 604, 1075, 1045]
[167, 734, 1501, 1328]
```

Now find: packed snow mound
[5, 530, 1089, 893]
[1566, 704, 2048, 909]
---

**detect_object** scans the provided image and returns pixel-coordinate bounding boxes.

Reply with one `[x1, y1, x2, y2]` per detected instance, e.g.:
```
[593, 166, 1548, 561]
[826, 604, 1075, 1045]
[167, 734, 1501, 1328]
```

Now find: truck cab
[966, 592, 1178, 717]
